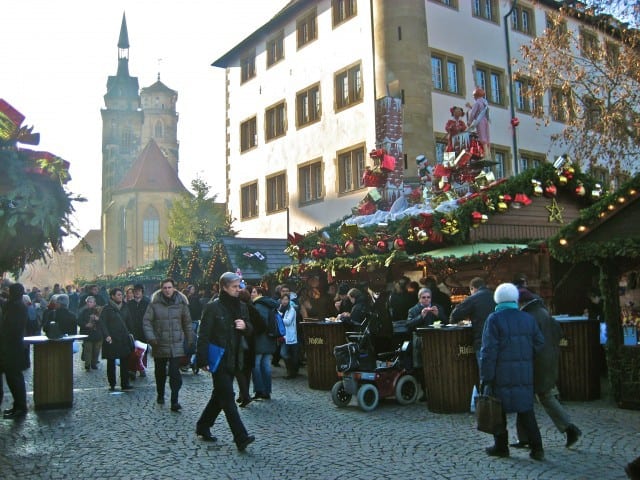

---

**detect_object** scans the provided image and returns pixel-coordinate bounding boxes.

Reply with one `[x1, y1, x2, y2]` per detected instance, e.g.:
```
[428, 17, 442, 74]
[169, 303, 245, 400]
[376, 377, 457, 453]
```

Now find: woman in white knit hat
[479, 283, 545, 461]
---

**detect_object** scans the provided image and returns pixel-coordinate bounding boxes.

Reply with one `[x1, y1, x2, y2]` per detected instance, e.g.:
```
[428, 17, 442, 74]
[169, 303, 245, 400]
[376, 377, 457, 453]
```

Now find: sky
[1, 0, 289, 249]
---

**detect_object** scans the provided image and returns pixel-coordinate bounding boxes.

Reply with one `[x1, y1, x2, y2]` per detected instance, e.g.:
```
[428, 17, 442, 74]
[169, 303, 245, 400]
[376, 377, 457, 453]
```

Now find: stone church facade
[82, 13, 188, 276]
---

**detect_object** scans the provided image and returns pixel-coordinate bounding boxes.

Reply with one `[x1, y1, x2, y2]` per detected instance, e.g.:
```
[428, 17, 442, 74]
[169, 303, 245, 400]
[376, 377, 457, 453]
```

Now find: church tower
[99, 13, 187, 274]
[100, 13, 143, 211]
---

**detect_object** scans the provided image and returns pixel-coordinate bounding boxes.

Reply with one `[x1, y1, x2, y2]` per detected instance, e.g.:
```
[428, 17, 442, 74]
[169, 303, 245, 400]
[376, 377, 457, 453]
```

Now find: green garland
[548, 174, 640, 263]
[288, 162, 600, 264]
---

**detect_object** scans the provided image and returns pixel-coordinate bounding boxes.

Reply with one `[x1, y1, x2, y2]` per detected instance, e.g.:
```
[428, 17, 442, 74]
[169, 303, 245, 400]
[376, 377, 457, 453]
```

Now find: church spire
[117, 12, 130, 77]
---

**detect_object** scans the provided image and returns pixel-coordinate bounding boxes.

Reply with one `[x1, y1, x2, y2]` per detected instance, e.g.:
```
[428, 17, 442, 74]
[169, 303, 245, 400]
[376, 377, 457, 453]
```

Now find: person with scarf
[195, 272, 255, 451]
[99, 288, 134, 392]
[0, 283, 28, 419]
[480, 283, 545, 461]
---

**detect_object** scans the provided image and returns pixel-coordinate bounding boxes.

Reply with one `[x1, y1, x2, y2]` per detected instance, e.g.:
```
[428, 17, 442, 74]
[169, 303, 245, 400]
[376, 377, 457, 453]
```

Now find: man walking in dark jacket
[0, 283, 28, 419]
[512, 288, 582, 449]
[195, 272, 255, 451]
[127, 284, 150, 378]
[450, 277, 495, 369]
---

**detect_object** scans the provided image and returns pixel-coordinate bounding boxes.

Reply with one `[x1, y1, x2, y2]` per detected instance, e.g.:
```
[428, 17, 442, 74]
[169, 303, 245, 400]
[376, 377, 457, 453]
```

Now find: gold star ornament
[546, 198, 564, 223]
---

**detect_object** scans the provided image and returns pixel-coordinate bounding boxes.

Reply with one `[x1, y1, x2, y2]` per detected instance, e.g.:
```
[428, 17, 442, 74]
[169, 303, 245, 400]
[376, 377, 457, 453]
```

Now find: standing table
[300, 321, 346, 390]
[418, 326, 478, 413]
[24, 335, 87, 410]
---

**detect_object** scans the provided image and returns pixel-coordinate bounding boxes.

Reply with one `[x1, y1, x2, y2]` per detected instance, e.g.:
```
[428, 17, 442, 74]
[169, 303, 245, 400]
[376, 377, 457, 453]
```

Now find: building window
[267, 30, 284, 67]
[296, 83, 321, 127]
[241, 182, 258, 219]
[583, 97, 603, 131]
[240, 51, 256, 84]
[299, 160, 324, 204]
[266, 172, 287, 213]
[490, 148, 507, 178]
[154, 120, 164, 139]
[580, 29, 600, 59]
[590, 166, 608, 185]
[335, 62, 362, 110]
[606, 41, 620, 67]
[435, 140, 447, 164]
[511, 5, 534, 35]
[338, 145, 365, 194]
[519, 151, 544, 172]
[265, 101, 286, 141]
[430, 0, 457, 8]
[432, 52, 463, 95]
[143, 206, 160, 264]
[472, 0, 498, 23]
[475, 64, 504, 105]
[514, 77, 542, 115]
[297, 8, 317, 49]
[332, 0, 357, 26]
[550, 88, 573, 123]
[240, 117, 257, 152]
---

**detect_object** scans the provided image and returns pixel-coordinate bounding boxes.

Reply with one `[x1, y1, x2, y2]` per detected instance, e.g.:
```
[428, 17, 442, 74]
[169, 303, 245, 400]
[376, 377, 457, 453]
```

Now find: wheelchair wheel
[357, 384, 379, 412]
[331, 381, 352, 407]
[395, 374, 419, 405]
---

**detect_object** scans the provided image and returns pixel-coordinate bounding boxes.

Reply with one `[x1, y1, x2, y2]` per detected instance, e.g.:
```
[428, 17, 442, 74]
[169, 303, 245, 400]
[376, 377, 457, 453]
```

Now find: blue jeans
[253, 353, 272, 395]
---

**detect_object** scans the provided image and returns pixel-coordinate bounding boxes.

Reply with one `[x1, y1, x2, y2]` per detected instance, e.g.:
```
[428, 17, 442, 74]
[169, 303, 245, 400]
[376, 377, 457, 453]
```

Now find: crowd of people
[1, 270, 624, 466]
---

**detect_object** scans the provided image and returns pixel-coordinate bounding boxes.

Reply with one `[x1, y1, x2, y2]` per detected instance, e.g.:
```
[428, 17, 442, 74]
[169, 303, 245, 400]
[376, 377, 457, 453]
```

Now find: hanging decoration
[546, 198, 565, 223]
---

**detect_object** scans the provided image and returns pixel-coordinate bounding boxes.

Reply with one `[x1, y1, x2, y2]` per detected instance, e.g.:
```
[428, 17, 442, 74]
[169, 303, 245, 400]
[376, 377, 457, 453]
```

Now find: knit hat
[494, 283, 519, 304]
[55, 293, 70, 307]
[22, 294, 32, 305]
[338, 283, 350, 295]
[518, 287, 536, 303]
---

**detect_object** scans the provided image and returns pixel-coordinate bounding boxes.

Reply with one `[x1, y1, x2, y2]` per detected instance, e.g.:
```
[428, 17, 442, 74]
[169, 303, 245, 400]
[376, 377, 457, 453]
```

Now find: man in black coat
[512, 288, 582, 449]
[0, 283, 28, 419]
[126, 284, 150, 378]
[450, 277, 496, 369]
[195, 272, 255, 451]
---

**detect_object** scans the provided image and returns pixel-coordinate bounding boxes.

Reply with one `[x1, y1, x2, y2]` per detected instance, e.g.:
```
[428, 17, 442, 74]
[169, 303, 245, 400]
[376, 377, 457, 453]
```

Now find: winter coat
[280, 305, 298, 344]
[521, 298, 563, 394]
[450, 286, 496, 351]
[42, 307, 78, 337]
[142, 290, 193, 358]
[0, 298, 28, 372]
[77, 306, 103, 342]
[126, 297, 150, 342]
[99, 301, 133, 359]
[388, 291, 416, 321]
[480, 307, 544, 413]
[343, 296, 368, 330]
[406, 302, 446, 330]
[196, 295, 253, 374]
[253, 296, 279, 355]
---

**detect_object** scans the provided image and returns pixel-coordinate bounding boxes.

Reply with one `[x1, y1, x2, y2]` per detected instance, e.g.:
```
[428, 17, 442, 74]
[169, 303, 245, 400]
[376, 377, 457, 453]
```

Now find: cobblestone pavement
[0, 351, 638, 480]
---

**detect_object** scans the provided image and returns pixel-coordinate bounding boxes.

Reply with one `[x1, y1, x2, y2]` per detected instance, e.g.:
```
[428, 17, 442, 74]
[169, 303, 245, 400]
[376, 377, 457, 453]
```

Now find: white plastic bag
[470, 384, 479, 413]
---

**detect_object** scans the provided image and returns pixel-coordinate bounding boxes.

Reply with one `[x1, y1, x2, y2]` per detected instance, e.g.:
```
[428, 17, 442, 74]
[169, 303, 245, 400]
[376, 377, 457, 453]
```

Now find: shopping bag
[476, 395, 505, 434]
[208, 343, 225, 373]
[470, 385, 479, 413]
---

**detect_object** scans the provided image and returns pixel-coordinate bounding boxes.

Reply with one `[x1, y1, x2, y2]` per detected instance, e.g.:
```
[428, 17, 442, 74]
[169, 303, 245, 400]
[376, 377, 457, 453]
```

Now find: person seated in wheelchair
[336, 288, 368, 331]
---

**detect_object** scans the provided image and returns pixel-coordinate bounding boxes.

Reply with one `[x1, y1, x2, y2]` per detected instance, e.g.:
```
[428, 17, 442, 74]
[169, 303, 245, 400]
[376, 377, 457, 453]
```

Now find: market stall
[548, 175, 640, 409]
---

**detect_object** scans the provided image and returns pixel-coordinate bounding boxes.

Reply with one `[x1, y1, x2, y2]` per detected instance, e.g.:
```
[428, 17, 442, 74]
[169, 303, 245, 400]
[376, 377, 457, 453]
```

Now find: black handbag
[476, 394, 506, 434]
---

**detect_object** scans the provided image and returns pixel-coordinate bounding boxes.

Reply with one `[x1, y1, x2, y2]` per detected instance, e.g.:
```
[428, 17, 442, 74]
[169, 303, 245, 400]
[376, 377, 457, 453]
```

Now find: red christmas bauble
[393, 238, 406, 251]
[544, 184, 557, 197]
[344, 240, 356, 255]
[376, 240, 387, 253]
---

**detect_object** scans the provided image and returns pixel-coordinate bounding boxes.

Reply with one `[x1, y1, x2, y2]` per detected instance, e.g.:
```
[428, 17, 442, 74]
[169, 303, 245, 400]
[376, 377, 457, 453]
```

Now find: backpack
[266, 307, 286, 338]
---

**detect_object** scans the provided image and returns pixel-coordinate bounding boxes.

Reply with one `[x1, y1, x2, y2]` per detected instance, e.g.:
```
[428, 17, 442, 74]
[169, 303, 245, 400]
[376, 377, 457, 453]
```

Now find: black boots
[566, 424, 582, 448]
[486, 433, 509, 457]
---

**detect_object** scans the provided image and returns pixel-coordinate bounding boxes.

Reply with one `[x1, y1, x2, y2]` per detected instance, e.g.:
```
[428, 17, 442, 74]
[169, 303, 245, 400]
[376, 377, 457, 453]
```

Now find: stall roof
[423, 243, 529, 258]
[220, 237, 289, 280]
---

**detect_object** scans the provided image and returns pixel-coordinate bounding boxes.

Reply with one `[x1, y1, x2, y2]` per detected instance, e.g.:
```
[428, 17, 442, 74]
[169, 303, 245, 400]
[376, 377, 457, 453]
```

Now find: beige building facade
[213, 0, 619, 239]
